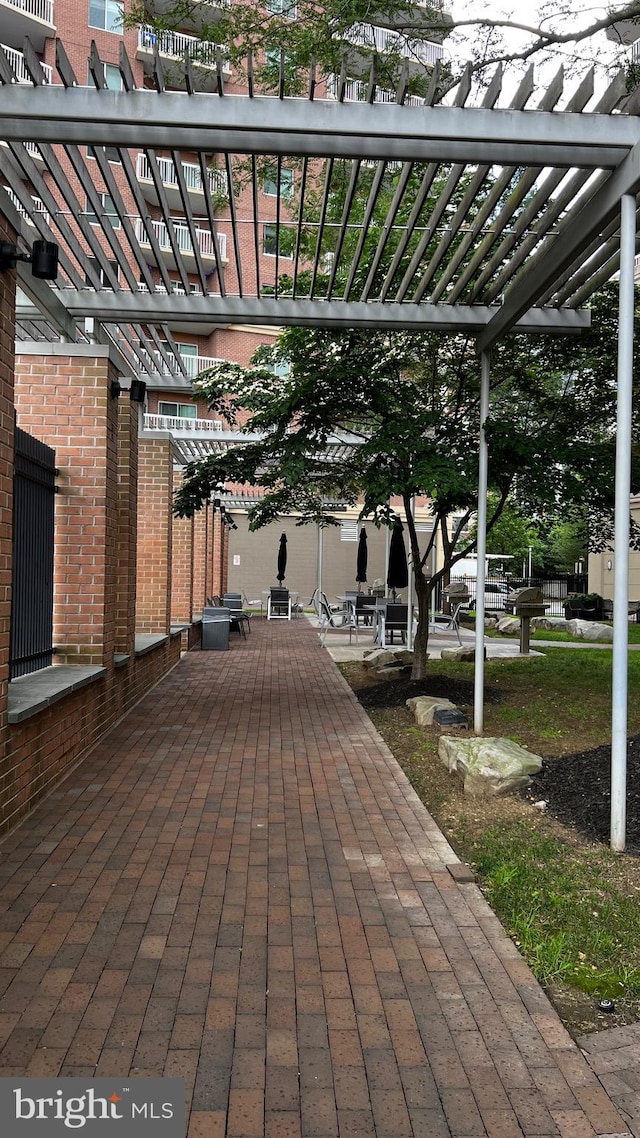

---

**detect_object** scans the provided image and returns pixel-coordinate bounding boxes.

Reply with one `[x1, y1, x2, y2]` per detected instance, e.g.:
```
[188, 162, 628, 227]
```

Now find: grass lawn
[339, 649, 640, 1036]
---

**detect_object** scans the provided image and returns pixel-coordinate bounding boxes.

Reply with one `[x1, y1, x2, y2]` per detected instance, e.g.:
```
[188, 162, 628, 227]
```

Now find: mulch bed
[529, 740, 640, 853]
[355, 673, 504, 710]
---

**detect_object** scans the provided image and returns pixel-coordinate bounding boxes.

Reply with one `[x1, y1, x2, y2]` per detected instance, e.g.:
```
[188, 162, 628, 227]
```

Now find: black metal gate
[10, 428, 55, 679]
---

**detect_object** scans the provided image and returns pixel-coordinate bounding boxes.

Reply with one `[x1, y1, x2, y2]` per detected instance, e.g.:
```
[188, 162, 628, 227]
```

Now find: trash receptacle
[202, 606, 230, 651]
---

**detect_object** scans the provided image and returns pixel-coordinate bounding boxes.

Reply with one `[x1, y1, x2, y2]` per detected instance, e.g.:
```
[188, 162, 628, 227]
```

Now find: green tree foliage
[174, 285, 640, 679]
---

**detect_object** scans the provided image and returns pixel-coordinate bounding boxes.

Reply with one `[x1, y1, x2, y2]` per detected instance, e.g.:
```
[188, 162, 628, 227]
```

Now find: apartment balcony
[134, 216, 227, 272]
[135, 153, 228, 212]
[2, 43, 52, 82]
[340, 23, 444, 76]
[367, 0, 453, 36]
[0, 0, 55, 53]
[137, 280, 203, 297]
[136, 25, 231, 91]
[144, 412, 224, 430]
[3, 185, 49, 224]
[326, 74, 425, 106]
[143, 0, 230, 34]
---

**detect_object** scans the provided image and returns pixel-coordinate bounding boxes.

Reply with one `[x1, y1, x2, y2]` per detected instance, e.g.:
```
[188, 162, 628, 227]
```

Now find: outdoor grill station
[505, 587, 549, 655]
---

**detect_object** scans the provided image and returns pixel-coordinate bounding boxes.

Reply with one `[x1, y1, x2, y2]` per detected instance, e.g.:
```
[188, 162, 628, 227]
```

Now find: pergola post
[611, 192, 636, 853]
[474, 351, 491, 735]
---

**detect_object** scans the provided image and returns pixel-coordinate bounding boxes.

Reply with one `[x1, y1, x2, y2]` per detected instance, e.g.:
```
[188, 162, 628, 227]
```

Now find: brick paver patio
[0, 618, 631, 1137]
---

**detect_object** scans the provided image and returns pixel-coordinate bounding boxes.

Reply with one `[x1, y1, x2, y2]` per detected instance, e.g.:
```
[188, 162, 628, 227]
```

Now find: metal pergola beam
[61, 292, 592, 334]
[479, 141, 640, 352]
[0, 86, 636, 168]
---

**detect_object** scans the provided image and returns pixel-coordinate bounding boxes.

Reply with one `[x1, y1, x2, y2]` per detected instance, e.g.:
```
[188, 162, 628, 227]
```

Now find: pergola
[0, 39, 638, 847]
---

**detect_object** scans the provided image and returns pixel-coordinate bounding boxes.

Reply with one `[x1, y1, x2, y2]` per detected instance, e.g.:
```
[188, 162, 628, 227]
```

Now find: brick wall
[136, 439, 173, 633]
[0, 214, 16, 735]
[171, 469, 194, 623]
[14, 346, 119, 666]
[192, 506, 208, 613]
[115, 400, 139, 655]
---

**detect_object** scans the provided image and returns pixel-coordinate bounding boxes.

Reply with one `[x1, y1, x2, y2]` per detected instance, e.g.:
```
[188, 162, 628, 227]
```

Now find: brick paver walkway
[579, 1025, 640, 1137]
[0, 618, 631, 1137]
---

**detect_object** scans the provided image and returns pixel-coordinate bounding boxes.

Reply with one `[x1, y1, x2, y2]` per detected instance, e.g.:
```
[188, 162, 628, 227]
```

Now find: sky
[447, 1, 622, 69]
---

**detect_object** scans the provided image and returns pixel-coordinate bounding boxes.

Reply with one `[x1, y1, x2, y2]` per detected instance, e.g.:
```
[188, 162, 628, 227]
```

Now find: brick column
[115, 400, 139, 656]
[171, 469, 194, 624]
[205, 502, 215, 602]
[0, 216, 16, 728]
[136, 439, 173, 634]
[211, 508, 226, 598]
[192, 506, 208, 613]
[14, 345, 120, 666]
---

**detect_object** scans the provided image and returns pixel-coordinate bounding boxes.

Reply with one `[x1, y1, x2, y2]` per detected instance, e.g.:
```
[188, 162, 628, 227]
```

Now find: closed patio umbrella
[277, 532, 288, 583]
[356, 528, 368, 591]
[387, 522, 408, 598]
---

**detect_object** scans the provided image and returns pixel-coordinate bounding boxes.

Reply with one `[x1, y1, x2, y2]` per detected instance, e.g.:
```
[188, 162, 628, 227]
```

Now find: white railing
[135, 153, 228, 199]
[137, 281, 203, 296]
[631, 38, 640, 65]
[2, 44, 52, 83]
[5, 0, 54, 23]
[3, 185, 50, 223]
[138, 25, 223, 69]
[144, 414, 223, 431]
[139, 349, 225, 378]
[135, 216, 227, 260]
[342, 24, 444, 66]
[24, 141, 42, 159]
[326, 74, 425, 105]
[635, 253, 640, 279]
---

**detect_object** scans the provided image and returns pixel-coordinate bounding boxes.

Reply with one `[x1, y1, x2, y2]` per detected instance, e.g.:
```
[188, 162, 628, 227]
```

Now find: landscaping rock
[393, 650, 414, 666]
[567, 619, 613, 642]
[406, 695, 456, 726]
[531, 617, 571, 632]
[441, 646, 486, 662]
[363, 649, 398, 668]
[438, 735, 543, 796]
[496, 616, 520, 636]
[484, 616, 498, 629]
[376, 664, 412, 679]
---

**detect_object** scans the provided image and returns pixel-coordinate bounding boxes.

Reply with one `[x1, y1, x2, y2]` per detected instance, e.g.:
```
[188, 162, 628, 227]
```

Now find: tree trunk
[411, 573, 433, 680]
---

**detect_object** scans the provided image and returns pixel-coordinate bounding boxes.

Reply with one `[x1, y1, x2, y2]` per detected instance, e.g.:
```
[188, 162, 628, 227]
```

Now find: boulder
[484, 616, 498, 629]
[375, 664, 412, 679]
[440, 646, 485, 662]
[531, 617, 571, 632]
[406, 695, 456, 726]
[496, 616, 520, 636]
[362, 649, 398, 669]
[393, 650, 415, 666]
[567, 619, 613, 642]
[438, 735, 543, 796]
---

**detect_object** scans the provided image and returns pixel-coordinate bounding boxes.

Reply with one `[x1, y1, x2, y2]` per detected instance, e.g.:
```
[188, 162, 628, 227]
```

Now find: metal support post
[407, 496, 416, 650]
[316, 523, 323, 611]
[474, 351, 490, 735]
[611, 193, 636, 853]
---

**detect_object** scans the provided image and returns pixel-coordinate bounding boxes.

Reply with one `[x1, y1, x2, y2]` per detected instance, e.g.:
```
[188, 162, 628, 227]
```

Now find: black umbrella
[277, 533, 288, 583]
[387, 522, 408, 598]
[356, 528, 368, 590]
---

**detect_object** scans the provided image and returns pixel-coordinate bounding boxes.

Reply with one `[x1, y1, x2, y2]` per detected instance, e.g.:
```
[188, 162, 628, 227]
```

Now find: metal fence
[447, 573, 589, 616]
[10, 428, 55, 679]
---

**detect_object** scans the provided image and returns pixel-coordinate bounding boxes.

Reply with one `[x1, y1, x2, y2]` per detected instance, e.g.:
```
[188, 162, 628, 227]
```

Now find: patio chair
[318, 596, 359, 646]
[223, 594, 252, 636]
[377, 603, 414, 647]
[428, 582, 469, 646]
[267, 587, 292, 620]
[354, 594, 377, 626]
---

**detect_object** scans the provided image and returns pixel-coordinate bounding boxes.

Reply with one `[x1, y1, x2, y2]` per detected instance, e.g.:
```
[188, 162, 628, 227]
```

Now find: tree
[174, 285, 640, 680]
[131, 1, 640, 97]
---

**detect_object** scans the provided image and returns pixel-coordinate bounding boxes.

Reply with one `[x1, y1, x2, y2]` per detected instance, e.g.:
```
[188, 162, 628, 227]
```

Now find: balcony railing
[631, 38, 640, 65]
[138, 25, 224, 69]
[137, 280, 203, 296]
[5, 0, 54, 22]
[136, 153, 228, 199]
[326, 74, 425, 105]
[342, 24, 444, 66]
[134, 216, 227, 260]
[144, 413, 223, 431]
[2, 43, 52, 82]
[3, 185, 50, 223]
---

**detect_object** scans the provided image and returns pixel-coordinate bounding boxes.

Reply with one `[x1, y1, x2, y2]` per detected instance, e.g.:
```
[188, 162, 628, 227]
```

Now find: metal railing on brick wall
[10, 429, 55, 678]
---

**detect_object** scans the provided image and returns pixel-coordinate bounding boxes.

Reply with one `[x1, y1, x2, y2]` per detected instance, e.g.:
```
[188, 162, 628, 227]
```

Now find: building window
[263, 224, 294, 258]
[264, 165, 293, 198]
[85, 257, 118, 287]
[86, 193, 121, 228]
[267, 0, 297, 17]
[158, 402, 197, 419]
[89, 0, 123, 33]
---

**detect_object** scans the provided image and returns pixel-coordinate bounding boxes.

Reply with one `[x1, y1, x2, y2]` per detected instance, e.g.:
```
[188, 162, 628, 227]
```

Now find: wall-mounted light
[130, 379, 146, 404]
[0, 239, 59, 281]
[607, 559, 613, 571]
[110, 379, 122, 399]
